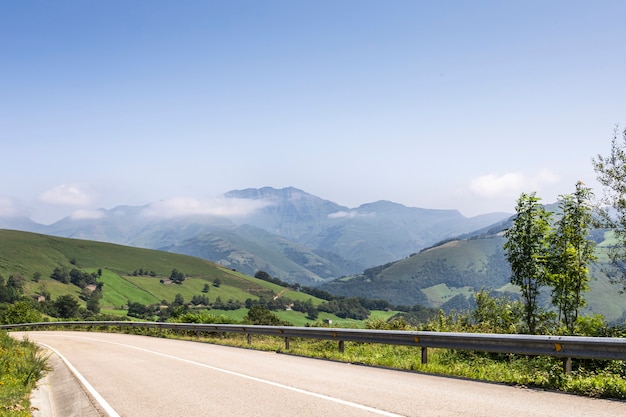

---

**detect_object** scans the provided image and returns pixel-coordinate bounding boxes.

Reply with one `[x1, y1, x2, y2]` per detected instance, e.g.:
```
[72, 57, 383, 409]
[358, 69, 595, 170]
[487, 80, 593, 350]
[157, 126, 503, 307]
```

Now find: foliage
[0, 275, 25, 304]
[53, 294, 80, 319]
[547, 182, 596, 333]
[169, 269, 185, 284]
[592, 125, 626, 291]
[469, 288, 523, 333]
[245, 305, 288, 325]
[504, 192, 552, 334]
[0, 331, 49, 416]
[1, 301, 42, 325]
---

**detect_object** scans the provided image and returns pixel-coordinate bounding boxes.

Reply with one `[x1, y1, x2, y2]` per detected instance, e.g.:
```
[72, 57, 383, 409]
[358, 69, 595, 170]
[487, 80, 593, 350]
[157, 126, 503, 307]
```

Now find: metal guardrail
[3, 321, 626, 372]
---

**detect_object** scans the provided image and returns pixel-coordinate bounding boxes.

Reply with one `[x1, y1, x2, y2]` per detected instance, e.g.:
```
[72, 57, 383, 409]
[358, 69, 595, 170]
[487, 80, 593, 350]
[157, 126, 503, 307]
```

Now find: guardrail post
[563, 357, 572, 374]
[285, 336, 290, 350]
[247, 334, 252, 345]
[421, 347, 428, 364]
[339, 340, 345, 353]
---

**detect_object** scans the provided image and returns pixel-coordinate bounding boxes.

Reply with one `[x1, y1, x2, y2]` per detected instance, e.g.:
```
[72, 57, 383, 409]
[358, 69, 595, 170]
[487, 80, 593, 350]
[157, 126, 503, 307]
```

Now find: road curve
[12, 331, 626, 417]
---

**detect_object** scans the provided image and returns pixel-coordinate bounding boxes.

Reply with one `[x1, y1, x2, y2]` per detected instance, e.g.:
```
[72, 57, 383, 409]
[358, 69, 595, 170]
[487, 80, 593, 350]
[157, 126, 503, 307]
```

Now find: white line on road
[65, 334, 405, 417]
[37, 342, 121, 417]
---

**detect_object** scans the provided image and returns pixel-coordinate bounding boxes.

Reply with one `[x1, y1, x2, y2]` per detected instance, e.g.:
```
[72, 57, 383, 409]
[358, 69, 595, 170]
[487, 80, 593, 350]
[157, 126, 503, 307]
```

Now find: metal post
[339, 340, 345, 353]
[285, 336, 290, 350]
[247, 334, 252, 345]
[421, 347, 428, 364]
[563, 357, 572, 374]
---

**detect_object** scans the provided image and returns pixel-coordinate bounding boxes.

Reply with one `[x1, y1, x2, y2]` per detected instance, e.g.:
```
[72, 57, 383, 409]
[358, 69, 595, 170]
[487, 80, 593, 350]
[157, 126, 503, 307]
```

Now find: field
[0, 229, 350, 325]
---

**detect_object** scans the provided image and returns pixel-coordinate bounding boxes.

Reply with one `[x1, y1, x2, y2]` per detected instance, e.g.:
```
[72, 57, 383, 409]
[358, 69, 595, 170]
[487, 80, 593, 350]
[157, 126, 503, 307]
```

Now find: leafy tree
[127, 301, 150, 319]
[51, 267, 70, 284]
[592, 126, 626, 291]
[202, 283, 210, 293]
[504, 192, 552, 334]
[54, 295, 80, 318]
[169, 269, 185, 284]
[86, 289, 103, 314]
[245, 305, 285, 325]
[172, 293, 185, 307]
[1, 301, 42, 324]
[470, 288, 523, 333]
[191, 295, 209, 306]
[547, 182, 596, 333]
[213, 277, 222, 287]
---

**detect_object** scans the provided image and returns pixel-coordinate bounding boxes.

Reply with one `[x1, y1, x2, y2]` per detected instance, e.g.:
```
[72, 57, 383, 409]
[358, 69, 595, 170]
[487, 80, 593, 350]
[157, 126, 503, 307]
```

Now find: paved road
[12, 331, 626, 417]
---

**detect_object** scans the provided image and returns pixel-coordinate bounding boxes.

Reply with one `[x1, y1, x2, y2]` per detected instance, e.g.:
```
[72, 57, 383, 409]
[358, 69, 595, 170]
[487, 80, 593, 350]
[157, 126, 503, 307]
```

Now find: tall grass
[0, 331, 49, 416]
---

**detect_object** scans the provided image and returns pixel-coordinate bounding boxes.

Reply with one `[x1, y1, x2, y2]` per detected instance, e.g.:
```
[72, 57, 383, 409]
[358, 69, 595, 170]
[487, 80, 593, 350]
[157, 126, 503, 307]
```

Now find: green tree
[1, 301, 42, 324]
[504, 192, 552, 334]
[547, 182, 597, 333]
[170, 269, 185, 284]
[470, 288, 523, 334]
[54, 295, 80, 318]
[245, 305, 284, 325]
[592, 126, 626, 291]
[202, 283, 210, 293]
[86, 289, 103, 314]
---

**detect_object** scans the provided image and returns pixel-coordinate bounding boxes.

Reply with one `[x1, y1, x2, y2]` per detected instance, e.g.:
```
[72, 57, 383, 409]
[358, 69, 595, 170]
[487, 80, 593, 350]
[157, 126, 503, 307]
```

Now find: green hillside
[0, 229, 328, 321]
[322, 232, 626, 324]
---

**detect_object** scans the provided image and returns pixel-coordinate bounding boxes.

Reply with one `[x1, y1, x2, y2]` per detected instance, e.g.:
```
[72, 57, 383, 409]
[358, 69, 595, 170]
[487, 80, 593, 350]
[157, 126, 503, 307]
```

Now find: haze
[2, 1, 625, 224]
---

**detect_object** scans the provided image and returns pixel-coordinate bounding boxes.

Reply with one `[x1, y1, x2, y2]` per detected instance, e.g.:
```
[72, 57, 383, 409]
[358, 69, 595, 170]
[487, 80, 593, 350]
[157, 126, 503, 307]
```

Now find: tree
[2, 301, 42, 324]
[169, 269, 185, 284]
[504, 192, 552, 334]
[54, 295, 80, 318]
[51, 267, 70, 284]
[547, 182, 597, 333]
[245, 305, 284, 325]
[202, 283, 210, 293]
[86, 289, 103, 314]
[592, 126, 626, 291]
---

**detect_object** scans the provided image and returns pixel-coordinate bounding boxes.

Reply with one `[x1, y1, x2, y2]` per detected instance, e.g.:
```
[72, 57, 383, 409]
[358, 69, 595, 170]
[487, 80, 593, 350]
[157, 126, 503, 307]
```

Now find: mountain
[0, 187, 512, 285]
[320, 226, 626, 324]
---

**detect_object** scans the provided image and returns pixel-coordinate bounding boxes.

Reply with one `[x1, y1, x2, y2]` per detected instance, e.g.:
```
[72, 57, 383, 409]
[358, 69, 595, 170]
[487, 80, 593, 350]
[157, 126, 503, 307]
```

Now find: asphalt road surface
[12, 331, 626, 417]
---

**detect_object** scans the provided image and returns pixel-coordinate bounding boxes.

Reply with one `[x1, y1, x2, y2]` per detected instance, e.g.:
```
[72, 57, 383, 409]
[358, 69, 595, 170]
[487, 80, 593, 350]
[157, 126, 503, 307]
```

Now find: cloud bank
[39, 184, 95, 206]
[328, 210, 374, 219]
[141, 197, 273, 218]
[0, 198, 18, 217]
[70, 209, 106, 220]
[470, 170, 560, 198]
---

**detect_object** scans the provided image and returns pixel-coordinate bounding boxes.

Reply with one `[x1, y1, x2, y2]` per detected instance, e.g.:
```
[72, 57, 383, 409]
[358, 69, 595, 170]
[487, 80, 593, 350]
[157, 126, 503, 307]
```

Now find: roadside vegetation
[2, 127, 626, 410]
[0, 331, 48, 416]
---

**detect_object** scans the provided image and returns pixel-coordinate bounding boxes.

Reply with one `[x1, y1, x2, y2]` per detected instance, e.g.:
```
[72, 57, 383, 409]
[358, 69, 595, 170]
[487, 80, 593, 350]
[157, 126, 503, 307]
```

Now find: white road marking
[37, 342, 121, 417]
[53, 333, 405, 417]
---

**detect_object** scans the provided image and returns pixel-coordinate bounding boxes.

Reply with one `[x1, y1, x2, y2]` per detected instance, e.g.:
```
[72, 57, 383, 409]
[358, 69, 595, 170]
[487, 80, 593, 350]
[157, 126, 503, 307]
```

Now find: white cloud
[39, 184, 94, 206]
[0, 198, 18, 217]
[328, 210, 373, 219]
[141, 197, 273, 218]
[70, 209, 106, 220]
[469, 170, 560, 198]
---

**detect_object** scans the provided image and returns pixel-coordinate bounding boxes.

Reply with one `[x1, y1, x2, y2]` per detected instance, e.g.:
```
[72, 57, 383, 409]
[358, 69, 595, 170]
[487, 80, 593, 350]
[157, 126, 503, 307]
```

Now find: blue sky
[2, 1, 626, 224]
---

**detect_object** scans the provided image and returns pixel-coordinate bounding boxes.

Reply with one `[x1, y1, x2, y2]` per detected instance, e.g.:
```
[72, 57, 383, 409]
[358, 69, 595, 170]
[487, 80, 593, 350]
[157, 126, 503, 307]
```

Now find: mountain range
[0, 187, 510, 285]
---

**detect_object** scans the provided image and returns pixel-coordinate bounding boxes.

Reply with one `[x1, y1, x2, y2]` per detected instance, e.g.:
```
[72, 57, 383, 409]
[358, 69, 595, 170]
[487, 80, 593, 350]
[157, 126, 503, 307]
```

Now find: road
[12, 331, 626, 417]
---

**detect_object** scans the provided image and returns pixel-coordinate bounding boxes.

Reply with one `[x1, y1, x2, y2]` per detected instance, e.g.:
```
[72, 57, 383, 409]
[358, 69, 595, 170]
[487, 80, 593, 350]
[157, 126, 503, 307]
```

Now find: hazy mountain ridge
[320, 225, 626, 324]
[0, 187, 512, 285]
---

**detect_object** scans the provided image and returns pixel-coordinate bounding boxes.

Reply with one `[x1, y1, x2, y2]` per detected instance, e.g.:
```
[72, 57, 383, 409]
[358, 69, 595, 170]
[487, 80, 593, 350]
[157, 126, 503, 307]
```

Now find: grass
[0, 331, 49, 417]
[165, 330, 626, 400]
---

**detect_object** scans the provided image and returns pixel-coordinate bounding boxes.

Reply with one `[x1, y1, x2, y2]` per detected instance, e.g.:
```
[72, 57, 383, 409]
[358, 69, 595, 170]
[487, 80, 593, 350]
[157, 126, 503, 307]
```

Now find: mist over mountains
[0, 187, 511, 285]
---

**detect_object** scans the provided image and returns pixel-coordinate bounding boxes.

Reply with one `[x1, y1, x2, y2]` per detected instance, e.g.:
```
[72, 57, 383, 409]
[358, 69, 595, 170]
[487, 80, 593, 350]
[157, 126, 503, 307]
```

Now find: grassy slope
[0, 229, 328, 321]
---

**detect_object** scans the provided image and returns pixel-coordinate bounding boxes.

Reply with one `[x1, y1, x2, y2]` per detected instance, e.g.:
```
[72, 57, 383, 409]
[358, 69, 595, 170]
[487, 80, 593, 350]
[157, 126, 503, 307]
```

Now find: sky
[2, 1, 626, 224]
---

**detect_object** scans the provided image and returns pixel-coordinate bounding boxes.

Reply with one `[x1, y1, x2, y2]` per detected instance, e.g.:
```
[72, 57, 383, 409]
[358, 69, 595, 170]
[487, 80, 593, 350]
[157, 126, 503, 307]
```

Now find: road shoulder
[31, 350, 107, 417]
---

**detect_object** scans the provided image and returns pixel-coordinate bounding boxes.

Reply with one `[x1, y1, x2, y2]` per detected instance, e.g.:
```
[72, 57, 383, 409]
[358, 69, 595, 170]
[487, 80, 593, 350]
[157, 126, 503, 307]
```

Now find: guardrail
[3, 321, 626, 373]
